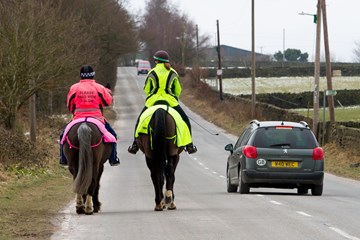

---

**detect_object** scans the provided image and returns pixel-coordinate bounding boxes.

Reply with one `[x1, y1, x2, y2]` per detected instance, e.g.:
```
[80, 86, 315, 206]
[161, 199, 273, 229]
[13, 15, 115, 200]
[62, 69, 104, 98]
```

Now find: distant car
[225, 120, 324, 195]
[137, 60, 151, 75]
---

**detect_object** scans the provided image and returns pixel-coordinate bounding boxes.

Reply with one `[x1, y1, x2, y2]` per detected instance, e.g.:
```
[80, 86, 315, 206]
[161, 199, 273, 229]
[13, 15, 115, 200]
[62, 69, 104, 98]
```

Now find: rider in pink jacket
[59, 65, 120, 166]
[67, 75, 112, 123]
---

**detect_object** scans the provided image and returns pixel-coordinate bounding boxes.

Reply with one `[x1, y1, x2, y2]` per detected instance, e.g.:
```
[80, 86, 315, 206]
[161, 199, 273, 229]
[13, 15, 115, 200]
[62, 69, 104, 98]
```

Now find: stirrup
[59, 158, 68, 166]
[109, 158, 120, 166]
[128, 142, 139, 154]
[186, 144, 197, 154]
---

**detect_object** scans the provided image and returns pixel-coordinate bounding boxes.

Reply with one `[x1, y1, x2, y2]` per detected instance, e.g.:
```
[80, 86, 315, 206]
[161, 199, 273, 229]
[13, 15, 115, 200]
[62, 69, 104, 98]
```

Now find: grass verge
[0, 114, 74, 239]
[0, 165, 72, 240]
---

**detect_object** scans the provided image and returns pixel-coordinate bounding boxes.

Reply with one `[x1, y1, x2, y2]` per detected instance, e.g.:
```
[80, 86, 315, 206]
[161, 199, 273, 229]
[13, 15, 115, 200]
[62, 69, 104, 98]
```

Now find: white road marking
[296, 211, 312, 217]
[270, 200, 282, 205]
[329, 226, 360, 240]
[193, 158, 360, 240]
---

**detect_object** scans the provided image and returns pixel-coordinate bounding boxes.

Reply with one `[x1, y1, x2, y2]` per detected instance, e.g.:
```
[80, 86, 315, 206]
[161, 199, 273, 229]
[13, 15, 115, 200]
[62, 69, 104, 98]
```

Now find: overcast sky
[126, 0, 360, 63]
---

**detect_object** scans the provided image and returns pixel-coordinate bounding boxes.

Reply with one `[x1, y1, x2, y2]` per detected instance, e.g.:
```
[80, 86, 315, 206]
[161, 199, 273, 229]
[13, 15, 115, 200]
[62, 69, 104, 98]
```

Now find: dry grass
[181, 79, 250, 136]
[0, 115, 73, 239]
[181, 75, 360, 181]
[323, 143, 360, 180]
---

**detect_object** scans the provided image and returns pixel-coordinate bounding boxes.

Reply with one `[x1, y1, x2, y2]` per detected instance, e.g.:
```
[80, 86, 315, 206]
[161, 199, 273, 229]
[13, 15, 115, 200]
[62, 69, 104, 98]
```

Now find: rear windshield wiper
[269, 143, 291, 147]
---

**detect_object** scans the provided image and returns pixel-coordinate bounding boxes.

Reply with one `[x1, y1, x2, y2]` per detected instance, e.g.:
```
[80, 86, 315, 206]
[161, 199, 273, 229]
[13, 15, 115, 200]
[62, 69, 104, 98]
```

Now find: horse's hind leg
[93, 164, 104, 213]
[146, 157, 165, 211]
[84, 195, 94, 215]
[84, 179, 97, 215]
[164, 190, 176, 210]
[164, 155, 179, 210]
[76, 194, 85, 214]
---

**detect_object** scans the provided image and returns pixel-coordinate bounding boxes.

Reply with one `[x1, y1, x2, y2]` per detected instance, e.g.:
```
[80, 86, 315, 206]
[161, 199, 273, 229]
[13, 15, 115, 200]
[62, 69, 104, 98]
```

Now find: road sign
[325, 90, 337, 96]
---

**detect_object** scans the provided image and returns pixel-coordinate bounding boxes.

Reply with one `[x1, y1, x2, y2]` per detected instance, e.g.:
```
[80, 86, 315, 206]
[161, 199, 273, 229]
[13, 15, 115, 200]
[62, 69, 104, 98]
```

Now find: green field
[292, 106, 360, 122]
[204, 76, 360, 122]
[205, 76, 360, 95]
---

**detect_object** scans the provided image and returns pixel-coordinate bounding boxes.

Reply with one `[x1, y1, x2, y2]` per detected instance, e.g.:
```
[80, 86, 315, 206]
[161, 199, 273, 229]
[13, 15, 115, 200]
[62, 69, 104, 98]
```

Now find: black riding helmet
[80, 65, 95, 79]
[153, 50, 170, 63]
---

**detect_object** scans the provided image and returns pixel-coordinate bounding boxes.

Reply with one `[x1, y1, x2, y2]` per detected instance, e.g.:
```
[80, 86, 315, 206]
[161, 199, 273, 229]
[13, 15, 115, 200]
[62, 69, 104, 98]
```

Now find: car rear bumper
[243, 169, 324, 185]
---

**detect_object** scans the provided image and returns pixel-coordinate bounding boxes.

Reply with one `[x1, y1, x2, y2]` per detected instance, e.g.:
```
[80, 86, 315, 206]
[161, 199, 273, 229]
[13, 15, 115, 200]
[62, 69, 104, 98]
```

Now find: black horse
[136, 107, 184, 211]
[63, 122, 112, 214]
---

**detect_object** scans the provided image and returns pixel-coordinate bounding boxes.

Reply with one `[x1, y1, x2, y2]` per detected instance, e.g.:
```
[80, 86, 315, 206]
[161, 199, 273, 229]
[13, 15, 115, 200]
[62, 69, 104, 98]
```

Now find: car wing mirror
[224, 143, 234, 153]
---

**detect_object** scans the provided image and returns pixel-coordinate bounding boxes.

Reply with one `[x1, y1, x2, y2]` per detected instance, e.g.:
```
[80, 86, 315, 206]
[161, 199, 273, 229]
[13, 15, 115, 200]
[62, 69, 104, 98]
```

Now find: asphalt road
[52, 67, 360, 240]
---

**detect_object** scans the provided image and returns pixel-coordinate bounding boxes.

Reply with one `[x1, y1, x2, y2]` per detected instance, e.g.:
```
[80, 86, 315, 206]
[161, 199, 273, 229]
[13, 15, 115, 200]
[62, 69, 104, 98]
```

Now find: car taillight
[243, 145, 258, 158]
[312, 147, 324, 160]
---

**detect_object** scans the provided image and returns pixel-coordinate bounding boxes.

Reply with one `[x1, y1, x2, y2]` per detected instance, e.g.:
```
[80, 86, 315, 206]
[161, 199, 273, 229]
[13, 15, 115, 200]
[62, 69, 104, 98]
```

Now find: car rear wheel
[311, 184, 323, 196]
[297, 187, 308, 195]
[227, 165, 238, 193]
[238, 168, 249, 194]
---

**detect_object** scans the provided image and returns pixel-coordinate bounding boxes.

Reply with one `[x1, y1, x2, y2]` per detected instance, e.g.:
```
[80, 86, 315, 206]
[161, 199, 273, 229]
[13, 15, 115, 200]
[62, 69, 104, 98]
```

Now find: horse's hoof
[154, 206, 164, 211]
[167, 202, 177, 210]
[93, 201, 101, 213]
[154, 202, 165, 211]
[76, 206, 85, 214]
[85, 206, 94, 215]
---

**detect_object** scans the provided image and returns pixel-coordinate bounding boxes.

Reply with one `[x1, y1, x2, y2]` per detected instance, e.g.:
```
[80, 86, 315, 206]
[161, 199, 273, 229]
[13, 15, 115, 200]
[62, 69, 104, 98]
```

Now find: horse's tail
[152, 108, 167, 169]
[73, 122, 93, 195]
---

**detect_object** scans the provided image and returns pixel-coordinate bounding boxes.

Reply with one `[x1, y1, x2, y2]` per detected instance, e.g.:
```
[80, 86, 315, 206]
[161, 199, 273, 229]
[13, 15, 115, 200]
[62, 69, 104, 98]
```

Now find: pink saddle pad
[60, 117, 116, 144]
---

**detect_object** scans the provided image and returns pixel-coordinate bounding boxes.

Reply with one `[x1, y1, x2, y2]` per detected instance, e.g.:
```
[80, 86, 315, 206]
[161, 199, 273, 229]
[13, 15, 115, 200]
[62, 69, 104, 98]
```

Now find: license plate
[271, 161, 298, 168]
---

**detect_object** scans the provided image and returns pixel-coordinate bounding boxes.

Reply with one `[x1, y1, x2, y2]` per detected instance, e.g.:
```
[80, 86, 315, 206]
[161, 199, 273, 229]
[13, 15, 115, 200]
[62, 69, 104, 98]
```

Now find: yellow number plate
[271, 161, 298, 168]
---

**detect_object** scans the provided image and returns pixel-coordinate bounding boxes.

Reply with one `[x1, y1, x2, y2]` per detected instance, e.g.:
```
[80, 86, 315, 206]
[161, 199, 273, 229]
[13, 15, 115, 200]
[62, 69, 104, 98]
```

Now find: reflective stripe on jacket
[144, 63, 181, 108]
[67, 79, 112, 122]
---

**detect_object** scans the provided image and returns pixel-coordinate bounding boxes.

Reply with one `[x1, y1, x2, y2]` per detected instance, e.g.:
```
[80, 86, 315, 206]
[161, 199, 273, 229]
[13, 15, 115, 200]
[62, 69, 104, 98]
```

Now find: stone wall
[325, 122, 360, 153]
[226, 93, 358, 153]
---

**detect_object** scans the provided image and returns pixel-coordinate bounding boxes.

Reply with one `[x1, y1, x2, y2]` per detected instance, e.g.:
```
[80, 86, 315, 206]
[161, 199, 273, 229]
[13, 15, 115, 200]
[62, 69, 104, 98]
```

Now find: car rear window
[138, 61, 150, 68]
[252, 127, 318, 149]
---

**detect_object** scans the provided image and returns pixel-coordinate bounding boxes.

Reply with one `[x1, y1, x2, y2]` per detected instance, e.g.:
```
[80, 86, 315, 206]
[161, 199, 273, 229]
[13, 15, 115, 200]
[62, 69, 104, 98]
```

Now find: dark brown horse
[136, 107, 184, 211]
[63, 122, 112, 215]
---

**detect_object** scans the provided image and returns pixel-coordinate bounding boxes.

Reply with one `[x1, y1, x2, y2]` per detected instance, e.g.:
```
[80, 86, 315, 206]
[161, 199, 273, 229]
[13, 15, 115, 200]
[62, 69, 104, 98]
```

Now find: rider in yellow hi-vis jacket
[128, 50, 197, 154]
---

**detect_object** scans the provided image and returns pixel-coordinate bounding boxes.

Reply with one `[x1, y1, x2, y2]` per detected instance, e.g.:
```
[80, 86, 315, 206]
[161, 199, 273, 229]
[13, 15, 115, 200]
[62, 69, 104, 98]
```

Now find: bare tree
[0, 0, 138, 130]
[0, 0, 97, 129]
[138, 0, 210, 67]
[353, 41, 360, 62]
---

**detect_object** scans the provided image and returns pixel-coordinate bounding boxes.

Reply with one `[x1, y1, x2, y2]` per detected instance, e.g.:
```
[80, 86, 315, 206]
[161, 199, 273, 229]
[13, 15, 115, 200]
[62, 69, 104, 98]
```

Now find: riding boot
[59, 145, 68, 166]
[186, 143, 197, 154]
[59, 157, 68, 166]
[128, 140, 139, 154]
[109, 143, 120, 166]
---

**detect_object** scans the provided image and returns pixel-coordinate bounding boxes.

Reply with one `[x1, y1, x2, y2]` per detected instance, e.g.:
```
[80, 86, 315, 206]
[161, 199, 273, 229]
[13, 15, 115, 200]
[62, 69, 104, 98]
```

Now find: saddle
[135, 105, 192, 147]
[60, 117, 116, 145]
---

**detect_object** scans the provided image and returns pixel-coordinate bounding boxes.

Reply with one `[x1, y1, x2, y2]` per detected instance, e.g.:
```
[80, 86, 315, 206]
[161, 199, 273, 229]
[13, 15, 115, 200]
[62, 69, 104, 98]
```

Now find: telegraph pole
[216, 20, 223, 100]
[313, 0, 322, 137]
[321, 0, 335, 122]
[196, 24, 200, 82]
[251, 0, 256, 118]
